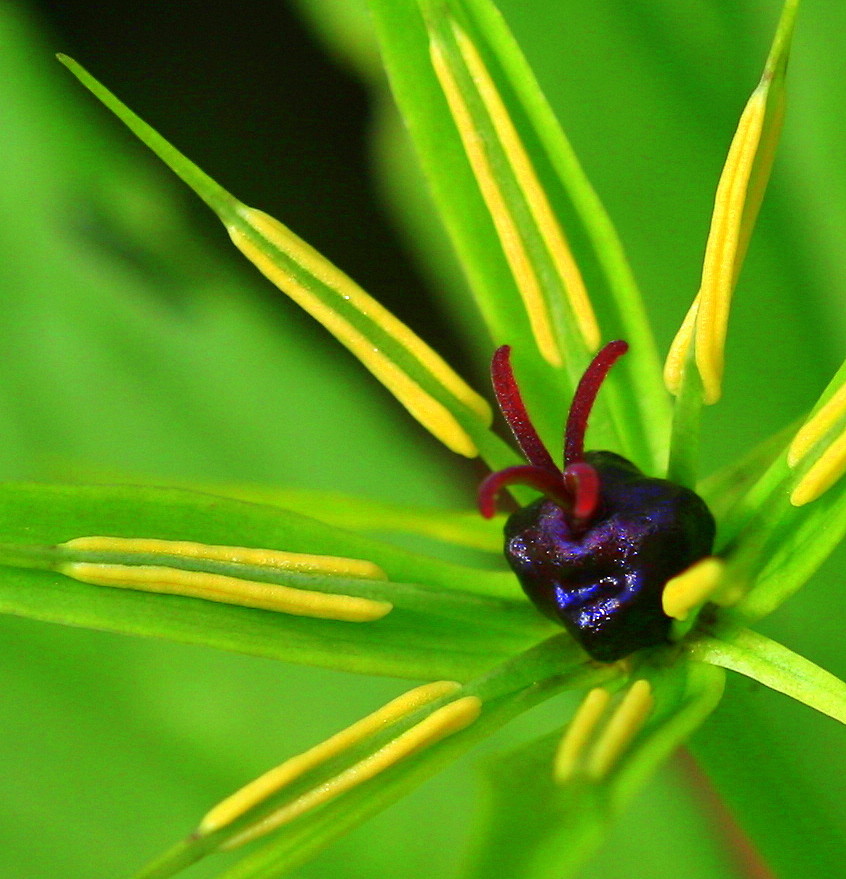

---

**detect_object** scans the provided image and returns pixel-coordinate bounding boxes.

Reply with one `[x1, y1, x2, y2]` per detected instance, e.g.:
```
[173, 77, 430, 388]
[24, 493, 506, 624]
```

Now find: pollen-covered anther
[584, 679, 653, 779]
[60, 563, 392, 622]
[57, 536, 392, 622]
[448, 20, 600, 353]
[662, 557, 725, 621]
[199, 680, 462, 835]
[428, 31, 563, 367]
[787, 383, 846, 506]
[664, 85, 768, 404]
[228, 205, 488, 458]
[554, 687, 612, 783]
[60, 536, 388, 580]
[199, 684, 482, 850]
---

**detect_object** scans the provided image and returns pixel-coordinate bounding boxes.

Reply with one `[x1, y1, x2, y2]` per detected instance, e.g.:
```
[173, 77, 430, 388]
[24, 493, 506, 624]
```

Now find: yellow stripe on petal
[585, 679, 653, 779]
[222, 694, 482, 849]
[200, 680, 461, 834]
[229, 219, 479, 457]
[788, 382, 846, 468]
[451, 22, 600, 353]
[60, 563, 392, 622]
[61, 536, 386, 580]
[791, 429, 846, 507]
[694, 87, 767, 404]
[235, 207, 491, 424]
[430, 37, 562, 367]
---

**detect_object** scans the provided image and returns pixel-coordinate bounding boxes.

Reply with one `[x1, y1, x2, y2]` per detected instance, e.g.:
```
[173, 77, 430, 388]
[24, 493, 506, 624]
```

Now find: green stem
[667, 353, 703, 488]
[130, 834, 212, 879]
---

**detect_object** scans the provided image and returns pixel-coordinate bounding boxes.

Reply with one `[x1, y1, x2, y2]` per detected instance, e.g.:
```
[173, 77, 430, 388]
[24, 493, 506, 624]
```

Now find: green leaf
[461, 662, 725, 879]
[0, 483, 545, 679]
[686, 624, 846, 724]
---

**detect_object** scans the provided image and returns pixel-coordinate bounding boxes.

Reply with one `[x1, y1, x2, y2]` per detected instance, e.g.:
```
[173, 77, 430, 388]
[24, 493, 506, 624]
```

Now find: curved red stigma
[491, 346, 558, 474]
[481, 341, 628, 527]
[477, 466, 570, 519]
[564, 340, 629, 466]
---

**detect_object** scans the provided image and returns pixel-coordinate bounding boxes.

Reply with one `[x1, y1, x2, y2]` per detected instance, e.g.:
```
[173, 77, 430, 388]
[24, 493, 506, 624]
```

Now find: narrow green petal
[686, 625, 846, 725]
[204, 485, 504, 553]
[57, 54, 500, 461]
[697, 419, 799, 522]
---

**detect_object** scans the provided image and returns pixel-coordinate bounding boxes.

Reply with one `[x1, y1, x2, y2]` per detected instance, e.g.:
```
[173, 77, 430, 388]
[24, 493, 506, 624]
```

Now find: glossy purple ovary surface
[504, 451, 716, 661]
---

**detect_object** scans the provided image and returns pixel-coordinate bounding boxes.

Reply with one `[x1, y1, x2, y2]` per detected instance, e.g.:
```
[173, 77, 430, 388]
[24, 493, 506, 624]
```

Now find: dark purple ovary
[478, 341, 716, 662]
[504, 450, 715, 662]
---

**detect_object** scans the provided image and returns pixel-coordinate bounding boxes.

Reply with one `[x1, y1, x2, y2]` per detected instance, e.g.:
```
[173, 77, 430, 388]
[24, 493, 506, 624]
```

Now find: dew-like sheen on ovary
[478, 343, 716, 662]
[505, 450, 714, 661]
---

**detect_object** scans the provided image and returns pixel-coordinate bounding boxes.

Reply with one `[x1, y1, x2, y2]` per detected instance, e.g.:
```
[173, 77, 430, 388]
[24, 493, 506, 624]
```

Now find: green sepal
[686, 623, 846, 725]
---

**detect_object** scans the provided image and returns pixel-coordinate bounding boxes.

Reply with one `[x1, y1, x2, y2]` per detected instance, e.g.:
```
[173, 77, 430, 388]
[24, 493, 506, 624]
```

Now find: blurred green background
[2, 0, 845, 876]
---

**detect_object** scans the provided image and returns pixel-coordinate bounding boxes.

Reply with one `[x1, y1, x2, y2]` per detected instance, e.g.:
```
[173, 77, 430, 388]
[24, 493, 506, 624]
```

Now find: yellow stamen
[60, 536, 387, 580]
[429, 37, 562, 367]
[60, 563, 392, 622]
[585, 679, 653, 779]
[238, 207, 491, 423]
[229, 211, 484, 457]
[451, 23, 599, 352]
[662, 557, 725, 621]
[200, 680, 461, 834]
[664, 87, 767, 404]
[221, 694, 482, 849]
[554, 687, 612, 783]
[694, 86, 767, 404]
[788, 383, 846, 468]
[790, 428, 846, 506]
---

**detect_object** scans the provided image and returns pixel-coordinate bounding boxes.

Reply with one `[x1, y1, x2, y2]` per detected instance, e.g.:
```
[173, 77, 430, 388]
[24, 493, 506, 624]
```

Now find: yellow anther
[60, 563, 392, 622]
[200, 680, 461, 834]
[585, 679, 653, 779]
[790, 429, 846, 507]
[228, 208, 488, 457]
[788, 383, 846, 468]
[665, 87, 767, 404]
[221, 694, 482, 849]
[429, 36, 562, 368]
[60, 536, 387, 580]
[451, 23, 599, 353]
[695, 86, 767, 404]
[662, 557, 725, 621]
[554, 687, 612, 783]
